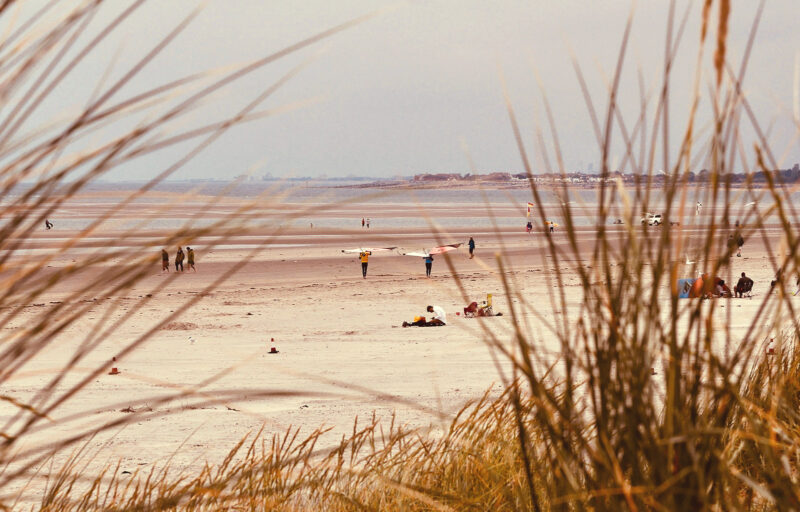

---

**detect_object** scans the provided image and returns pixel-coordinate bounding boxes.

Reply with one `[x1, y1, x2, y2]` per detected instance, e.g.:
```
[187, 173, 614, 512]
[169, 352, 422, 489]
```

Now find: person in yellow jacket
[359, 251, 372, 278]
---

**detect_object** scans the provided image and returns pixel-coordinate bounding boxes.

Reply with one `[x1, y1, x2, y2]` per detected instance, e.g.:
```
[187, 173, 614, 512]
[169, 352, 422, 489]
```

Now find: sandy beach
[0, 188, 788, 501]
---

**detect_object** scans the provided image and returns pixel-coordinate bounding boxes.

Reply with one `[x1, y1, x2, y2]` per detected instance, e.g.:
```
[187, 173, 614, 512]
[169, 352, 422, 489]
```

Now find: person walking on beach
[366, 218, 371, 228]
[361, 218, 365, 228]
[161, 249, 169, 272]
[44, 219, 53, 230]
[186, 247, 196, 272]
[736, 231, 744, 257]
[175, 247, 185, 272]
[468, 237, 475, 259]
[526, 221, 532, 234]
[359, 250, 371, 278]
[424, 254, 434, 277]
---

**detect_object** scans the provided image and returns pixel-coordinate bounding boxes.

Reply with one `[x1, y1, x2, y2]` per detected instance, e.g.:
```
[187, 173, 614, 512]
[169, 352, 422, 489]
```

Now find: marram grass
[6, 0, 800, 511]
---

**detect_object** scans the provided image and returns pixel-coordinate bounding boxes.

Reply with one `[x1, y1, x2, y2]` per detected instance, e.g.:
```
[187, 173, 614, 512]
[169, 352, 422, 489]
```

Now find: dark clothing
[403, 319, 444, 327]
[362, 262, 368, 277]
[424, 255, 433, 277]
[736, 277, 753, 297]
[175, 249, 184, 272]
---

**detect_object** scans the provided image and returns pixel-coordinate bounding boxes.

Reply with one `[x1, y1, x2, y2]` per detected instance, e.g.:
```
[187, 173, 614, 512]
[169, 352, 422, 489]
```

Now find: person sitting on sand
[161, 249, 169, 272]
[45, 219, 53, 230]
[464, 301, 496, 317]
[426, 305, 446, 325]
[401, 305, 447, 327]
[175, 247, 185, 272]
[735, 272, 753, 298]
[714, 278, 731, 298]
[187, 247, 196, 272]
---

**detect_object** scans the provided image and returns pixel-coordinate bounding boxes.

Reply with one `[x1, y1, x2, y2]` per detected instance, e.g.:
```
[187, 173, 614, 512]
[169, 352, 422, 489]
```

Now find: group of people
[402, 305, 447, 327]
[161, 247, 196, 272]
[697, 272, 753, 298]
[357, 237, 477, 279]
[361, 218, 371, 228]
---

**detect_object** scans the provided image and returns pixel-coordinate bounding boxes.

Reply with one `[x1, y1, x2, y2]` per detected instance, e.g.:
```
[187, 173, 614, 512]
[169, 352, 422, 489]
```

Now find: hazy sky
[15, 1, 800, 179]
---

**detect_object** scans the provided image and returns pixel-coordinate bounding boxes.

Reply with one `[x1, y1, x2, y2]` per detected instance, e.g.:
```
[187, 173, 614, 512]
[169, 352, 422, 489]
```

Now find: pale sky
[11, 1, 800, 179]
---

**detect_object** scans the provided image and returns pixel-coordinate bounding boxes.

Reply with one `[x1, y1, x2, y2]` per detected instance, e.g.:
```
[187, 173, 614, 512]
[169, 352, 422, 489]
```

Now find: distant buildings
[410, 164, 800, 186]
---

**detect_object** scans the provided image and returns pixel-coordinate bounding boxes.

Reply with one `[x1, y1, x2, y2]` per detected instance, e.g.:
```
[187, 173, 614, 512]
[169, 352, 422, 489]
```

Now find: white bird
[744, 201, 756, 207]
[189, 336, 196, 345]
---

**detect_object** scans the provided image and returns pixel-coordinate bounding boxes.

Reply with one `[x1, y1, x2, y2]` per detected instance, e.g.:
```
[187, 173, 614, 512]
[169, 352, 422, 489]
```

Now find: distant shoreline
[336, 180, 778, 191]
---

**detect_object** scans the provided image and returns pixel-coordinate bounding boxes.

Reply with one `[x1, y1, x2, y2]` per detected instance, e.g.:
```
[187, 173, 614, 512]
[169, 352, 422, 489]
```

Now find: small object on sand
[650, 367, 656, 375]
[109, 367, 120, 375]
[269, 346, 279, 354]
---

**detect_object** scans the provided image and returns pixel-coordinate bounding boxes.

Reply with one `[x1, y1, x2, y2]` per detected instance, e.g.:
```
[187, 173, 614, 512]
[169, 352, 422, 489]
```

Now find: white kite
[341, 247, 397, 253]
[401, 243, 462, 257]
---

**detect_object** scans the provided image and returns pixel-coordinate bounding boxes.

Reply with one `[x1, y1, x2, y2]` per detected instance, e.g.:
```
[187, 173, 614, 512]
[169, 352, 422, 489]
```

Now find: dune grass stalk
[5, 0, 800, 510]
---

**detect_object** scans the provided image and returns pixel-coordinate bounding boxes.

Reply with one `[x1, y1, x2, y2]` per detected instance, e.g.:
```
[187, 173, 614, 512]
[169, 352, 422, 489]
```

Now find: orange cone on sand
[109, 356, 120, 375]
[269, 338, 279, 354]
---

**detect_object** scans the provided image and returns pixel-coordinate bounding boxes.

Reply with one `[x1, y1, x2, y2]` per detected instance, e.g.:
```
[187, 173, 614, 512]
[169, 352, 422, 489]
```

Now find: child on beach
[161, 249, 169, 272]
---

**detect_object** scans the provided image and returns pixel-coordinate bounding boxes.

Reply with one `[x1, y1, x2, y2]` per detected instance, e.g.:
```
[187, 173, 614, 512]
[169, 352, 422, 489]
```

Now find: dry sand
[0, 193, 789, 501]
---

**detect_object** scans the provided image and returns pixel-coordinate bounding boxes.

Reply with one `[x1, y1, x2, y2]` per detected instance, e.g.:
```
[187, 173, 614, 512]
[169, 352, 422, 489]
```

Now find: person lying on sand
[402, 305, 447, 327]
